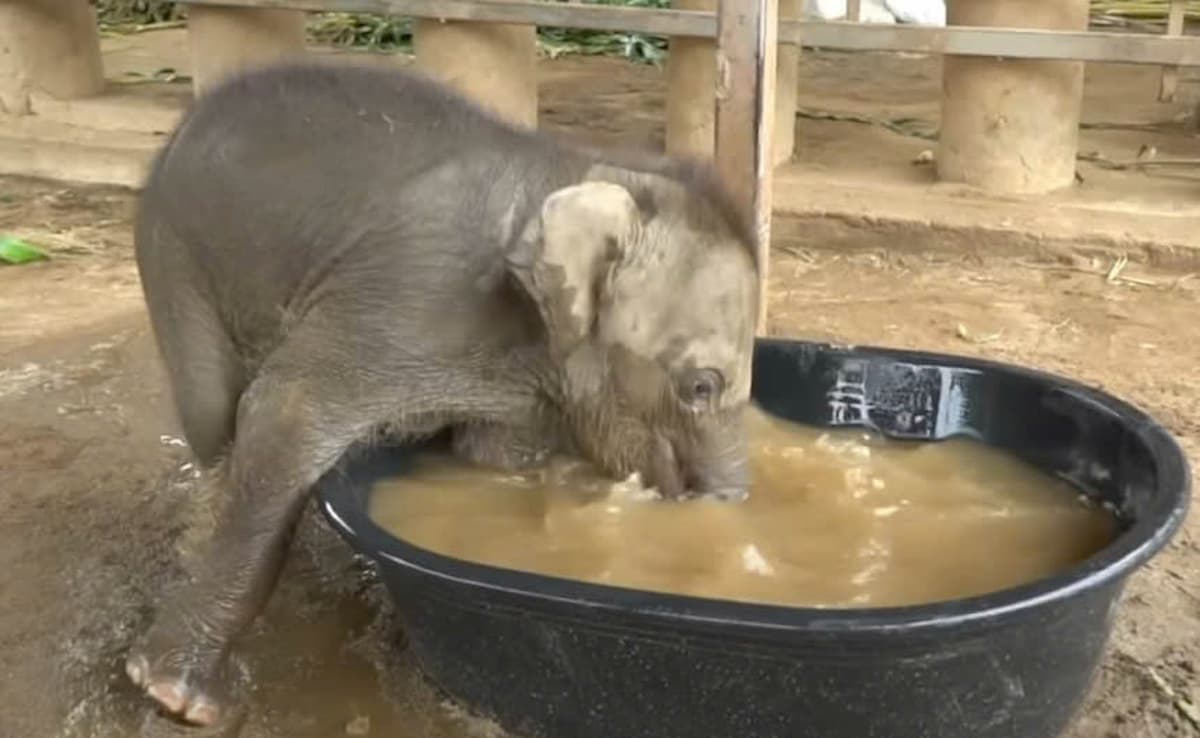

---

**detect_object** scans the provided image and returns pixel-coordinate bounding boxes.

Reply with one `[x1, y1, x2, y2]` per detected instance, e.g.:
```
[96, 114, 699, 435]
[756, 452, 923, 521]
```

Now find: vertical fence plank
[715, 0, 779, 334]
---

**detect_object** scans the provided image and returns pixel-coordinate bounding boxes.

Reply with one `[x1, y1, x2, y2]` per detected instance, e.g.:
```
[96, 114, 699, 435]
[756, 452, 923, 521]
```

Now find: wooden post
[937, 0, 1089, 194]
[715, 0, 778, 335]
[1158, 0, 1187, 102]
[0, 0, 105, 115]
[413, 20, 538, 129]
[187, 5, 308, 97]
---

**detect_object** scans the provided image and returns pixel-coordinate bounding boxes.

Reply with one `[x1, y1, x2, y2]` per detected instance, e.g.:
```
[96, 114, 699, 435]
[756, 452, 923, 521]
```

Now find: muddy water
[370, 407, 1116, 608]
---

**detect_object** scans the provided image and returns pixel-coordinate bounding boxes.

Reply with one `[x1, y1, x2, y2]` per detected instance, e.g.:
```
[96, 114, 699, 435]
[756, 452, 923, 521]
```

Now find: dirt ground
[0, 50, 1197, 738]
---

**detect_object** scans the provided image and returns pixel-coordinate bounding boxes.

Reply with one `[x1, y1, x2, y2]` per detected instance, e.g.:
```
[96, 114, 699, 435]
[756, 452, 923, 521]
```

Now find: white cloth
[884, 0, 946, 26]
[802, 0, 946, 26]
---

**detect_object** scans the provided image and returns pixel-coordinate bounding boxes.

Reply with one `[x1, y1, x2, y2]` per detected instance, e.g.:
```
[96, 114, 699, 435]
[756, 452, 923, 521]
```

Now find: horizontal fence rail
[182, 0, 1200, 66]
[797, 21, 1200, 66]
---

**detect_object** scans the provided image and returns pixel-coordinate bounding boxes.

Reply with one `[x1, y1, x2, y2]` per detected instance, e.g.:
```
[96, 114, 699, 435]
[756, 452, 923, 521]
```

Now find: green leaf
[0, 236, 49, 265]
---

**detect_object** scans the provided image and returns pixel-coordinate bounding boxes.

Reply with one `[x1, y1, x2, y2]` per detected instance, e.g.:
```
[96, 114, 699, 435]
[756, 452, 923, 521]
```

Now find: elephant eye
[681, 368, 724, 408]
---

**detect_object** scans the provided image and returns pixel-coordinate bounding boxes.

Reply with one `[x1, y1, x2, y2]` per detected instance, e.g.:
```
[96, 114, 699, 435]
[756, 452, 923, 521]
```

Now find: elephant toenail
[148, 681, 187, 713]
[185, 697, 221, 727]
[125, 656, 146, 686]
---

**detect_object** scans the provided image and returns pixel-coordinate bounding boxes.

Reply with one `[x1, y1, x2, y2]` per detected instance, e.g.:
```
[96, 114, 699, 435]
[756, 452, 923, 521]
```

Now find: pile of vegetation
[96, 0, 184, 26]
[1090, 0, 1200, 20]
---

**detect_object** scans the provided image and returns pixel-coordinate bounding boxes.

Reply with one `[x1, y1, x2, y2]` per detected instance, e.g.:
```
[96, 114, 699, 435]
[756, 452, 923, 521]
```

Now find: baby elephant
[127, 60, 760, 726]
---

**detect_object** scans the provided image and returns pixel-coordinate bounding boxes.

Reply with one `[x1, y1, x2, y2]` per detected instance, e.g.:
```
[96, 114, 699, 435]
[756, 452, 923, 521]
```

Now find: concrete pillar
[413, 20, 538, 129]
[665, 0, 717, 161]
[187, 6, 307, 97]
[0, 0, 105, 115]
[666, 0, 799, 166]
[937, 0, 1088, 194]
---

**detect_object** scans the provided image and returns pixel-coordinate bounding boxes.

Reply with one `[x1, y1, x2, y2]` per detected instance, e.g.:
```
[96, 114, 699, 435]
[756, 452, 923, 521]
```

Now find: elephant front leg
[126, 373, 370, 727]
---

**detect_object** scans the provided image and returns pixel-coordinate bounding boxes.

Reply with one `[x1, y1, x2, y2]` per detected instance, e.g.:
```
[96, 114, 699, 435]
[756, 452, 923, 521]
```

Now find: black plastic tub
[317, 339, 1191, 738]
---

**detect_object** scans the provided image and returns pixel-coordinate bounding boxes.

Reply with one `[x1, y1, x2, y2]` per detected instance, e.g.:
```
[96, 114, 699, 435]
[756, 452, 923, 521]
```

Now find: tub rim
[317, 338, 1191, 636]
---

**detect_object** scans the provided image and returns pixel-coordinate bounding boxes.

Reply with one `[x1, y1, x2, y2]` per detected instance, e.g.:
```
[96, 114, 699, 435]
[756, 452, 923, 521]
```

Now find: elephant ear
[506, 181, 641, 356]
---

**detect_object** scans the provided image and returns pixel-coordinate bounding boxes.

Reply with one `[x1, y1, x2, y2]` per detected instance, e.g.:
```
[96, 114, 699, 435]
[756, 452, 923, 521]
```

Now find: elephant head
[507, 162, 759, 501]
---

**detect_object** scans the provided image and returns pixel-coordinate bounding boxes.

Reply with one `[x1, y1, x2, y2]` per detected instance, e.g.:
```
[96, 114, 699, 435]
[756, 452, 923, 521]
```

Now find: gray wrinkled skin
[126, 60, 759, 728]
